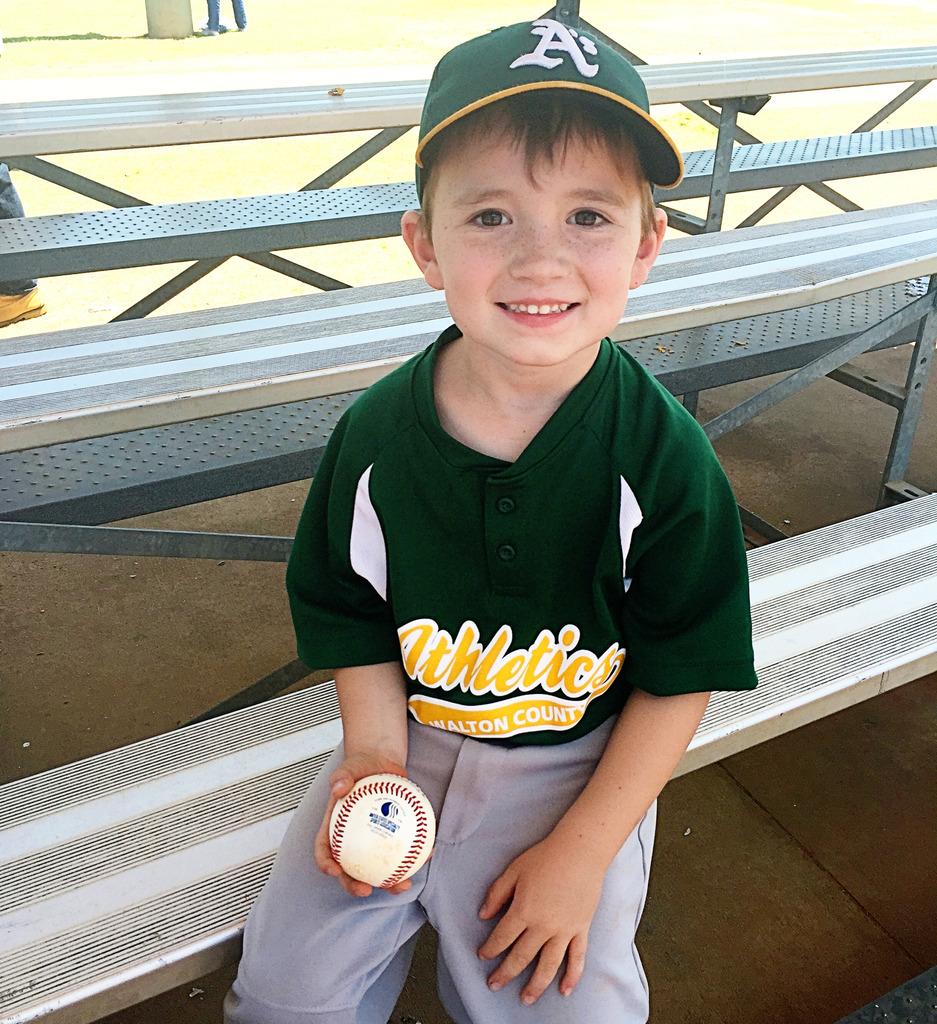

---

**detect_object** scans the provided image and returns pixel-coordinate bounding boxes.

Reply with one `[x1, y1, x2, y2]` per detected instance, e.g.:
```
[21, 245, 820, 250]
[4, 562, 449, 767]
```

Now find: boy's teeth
[506, 303, 570, 314]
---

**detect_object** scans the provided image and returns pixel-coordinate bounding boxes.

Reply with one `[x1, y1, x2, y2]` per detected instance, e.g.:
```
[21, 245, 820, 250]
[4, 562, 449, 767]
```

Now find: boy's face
[402, 134, 667, 380]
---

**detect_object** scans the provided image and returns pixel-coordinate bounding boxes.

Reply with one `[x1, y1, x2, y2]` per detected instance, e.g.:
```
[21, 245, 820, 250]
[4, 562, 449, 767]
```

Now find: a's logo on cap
[509, 18, 599, 79]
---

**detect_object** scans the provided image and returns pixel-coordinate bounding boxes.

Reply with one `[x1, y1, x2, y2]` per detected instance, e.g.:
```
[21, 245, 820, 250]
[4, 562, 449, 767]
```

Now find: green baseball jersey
[287, 327, 756, 746]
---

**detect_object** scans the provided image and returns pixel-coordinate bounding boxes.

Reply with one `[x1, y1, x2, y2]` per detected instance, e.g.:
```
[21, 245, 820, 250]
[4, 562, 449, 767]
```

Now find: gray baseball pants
[225, 716, 655, 1024]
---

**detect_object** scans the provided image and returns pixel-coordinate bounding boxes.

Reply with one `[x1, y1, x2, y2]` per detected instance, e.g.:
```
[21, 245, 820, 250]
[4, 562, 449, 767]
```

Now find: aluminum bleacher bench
[2, 493, 935, 1024]
[4, 48, 936, 160]
[0, 279, 924, 534]
[665, 124, 937, 215]
[4, 43, 937, 313]
[1, 200, 935, 555]
[0, 183, 417, 292]
[4, 125, 937, 299]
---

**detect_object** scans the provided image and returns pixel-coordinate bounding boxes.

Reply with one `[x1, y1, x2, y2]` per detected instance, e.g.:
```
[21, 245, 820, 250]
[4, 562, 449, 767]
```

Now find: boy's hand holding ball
[315, 756, 435, 897]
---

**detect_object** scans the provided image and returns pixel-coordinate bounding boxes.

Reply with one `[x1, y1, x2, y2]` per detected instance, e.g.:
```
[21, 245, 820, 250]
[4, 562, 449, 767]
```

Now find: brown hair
[419, 90, 659, 239]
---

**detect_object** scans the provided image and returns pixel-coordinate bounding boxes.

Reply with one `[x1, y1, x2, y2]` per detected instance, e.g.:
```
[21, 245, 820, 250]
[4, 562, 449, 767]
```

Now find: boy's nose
[509, 224, 569, 281]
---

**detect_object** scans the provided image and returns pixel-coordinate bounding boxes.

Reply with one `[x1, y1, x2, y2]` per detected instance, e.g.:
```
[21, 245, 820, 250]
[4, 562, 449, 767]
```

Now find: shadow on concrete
[3, 33, 145, 43]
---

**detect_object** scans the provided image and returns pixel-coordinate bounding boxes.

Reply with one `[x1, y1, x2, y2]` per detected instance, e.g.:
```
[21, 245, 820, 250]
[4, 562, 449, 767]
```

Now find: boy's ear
[401, 210, 444, 291]
[629, 207, 668, 290]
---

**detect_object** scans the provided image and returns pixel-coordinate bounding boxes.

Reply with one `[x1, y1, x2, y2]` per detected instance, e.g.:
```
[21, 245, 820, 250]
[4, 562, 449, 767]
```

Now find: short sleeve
[620, 409, 757, 697]
[285, 412, 402, 670]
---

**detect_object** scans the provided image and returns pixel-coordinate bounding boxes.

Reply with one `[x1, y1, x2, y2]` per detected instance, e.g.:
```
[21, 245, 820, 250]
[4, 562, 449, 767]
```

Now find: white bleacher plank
[748, 520, 937, 604]
[752, 545, 937, 641]
[2, 763, 311, 917]
[1, 858, 272, 1024]
[4, 47, 937, 157]
[0, 281, 918, 527]
[1, 717, 340, 862]
[0, 81, 430, 157]
[4, 287, 442, 370]
[678, 495, 937, 774]
[0, 684, 342, 1024]
[6, 814, 291, 950]
[640, 46, 937, 102]
[753, 575, 936, 668]
[0, 678, 341, 828]
[682, 600, 937, 775]
[746, 492, 937, 578]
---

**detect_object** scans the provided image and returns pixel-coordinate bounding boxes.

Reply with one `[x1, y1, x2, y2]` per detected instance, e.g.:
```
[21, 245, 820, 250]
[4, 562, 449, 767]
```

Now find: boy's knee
[223, 979, 357, 1024]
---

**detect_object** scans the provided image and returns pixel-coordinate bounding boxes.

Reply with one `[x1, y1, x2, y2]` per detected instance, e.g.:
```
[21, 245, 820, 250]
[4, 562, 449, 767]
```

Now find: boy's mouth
[499, 302, 576, 315]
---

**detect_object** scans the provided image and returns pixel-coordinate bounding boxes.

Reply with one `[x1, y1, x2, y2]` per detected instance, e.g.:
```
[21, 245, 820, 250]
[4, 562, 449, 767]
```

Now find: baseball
[329, 773, 436, 889]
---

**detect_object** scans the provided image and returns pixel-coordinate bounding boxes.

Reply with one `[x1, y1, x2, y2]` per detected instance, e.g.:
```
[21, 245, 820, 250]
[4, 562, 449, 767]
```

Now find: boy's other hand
[313, 753, 412, 898]
[477, 833, 603, 1004]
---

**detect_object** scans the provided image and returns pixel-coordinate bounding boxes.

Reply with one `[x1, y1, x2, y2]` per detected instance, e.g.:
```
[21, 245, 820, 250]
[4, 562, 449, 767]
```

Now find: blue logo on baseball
[369, 800, 400, 834]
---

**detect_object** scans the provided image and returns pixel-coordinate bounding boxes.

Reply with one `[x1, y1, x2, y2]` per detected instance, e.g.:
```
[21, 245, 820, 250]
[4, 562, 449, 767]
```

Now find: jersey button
[497, 543, 516, 562]
[496, 497, 516, 514]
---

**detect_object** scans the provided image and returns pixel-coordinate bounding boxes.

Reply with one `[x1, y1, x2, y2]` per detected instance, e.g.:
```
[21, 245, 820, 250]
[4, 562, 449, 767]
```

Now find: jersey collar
[412, 326, 614, 474]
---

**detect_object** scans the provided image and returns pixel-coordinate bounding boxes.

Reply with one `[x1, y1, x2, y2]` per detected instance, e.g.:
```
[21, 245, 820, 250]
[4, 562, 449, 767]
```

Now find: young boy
[226, 18, 756, 1024]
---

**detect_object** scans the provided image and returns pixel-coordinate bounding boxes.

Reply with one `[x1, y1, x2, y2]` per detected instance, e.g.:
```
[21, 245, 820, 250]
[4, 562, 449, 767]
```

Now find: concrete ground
[2, 337, 934, 1024]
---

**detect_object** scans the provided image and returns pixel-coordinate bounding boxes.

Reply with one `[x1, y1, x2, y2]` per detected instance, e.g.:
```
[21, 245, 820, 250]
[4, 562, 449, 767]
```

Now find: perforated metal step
[0, 393, 360, 524]
[624, 281, 918, 394]
[6, 124, 937, 280]
[0, 182, 420, 279]
[833, 966, 937, 1023]
[671, 125, 937, 199]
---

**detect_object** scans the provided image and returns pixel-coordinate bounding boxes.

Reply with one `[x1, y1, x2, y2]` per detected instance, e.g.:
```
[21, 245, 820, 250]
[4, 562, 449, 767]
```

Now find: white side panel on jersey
[349, 464, 388, 601]
[619, 476, 644, 592]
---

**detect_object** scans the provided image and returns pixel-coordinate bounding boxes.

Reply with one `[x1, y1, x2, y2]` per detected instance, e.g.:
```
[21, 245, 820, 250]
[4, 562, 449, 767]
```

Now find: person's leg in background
[205, 0, 222, 34]
[231, 0, 247, 31]
[204, 1, 246, 34]
[0, 163, 45, 329]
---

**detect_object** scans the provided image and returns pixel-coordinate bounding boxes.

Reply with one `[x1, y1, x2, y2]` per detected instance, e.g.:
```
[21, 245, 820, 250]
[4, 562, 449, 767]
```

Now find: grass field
[5, 0, 937, 76]
[3, 0, 937, 336]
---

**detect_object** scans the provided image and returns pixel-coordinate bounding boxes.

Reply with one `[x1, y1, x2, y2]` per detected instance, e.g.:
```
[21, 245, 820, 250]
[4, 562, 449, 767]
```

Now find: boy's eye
[570, 209, 606, 227]
[474, 209, 505, 227]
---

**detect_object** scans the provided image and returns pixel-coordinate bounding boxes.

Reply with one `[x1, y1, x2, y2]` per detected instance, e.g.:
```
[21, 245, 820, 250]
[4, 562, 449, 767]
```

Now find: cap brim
[415, 80, 683, 189]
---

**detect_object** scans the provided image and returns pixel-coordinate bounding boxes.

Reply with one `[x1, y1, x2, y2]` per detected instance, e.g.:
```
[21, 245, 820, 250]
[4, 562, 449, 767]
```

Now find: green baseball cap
[415, 18, 684, 199]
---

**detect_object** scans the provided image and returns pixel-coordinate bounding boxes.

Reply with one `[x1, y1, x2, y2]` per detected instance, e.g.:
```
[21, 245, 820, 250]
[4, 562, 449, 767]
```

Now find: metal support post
[0, 522, 294, 561]
[658, 206, 707, 234]
[852, 81, 930, 132]
[702, 289, 937, 441]
[738, 506, 789, 543]
[705, 99, 740, 232]
[735, 181, 861, 229]
[827, 362, 907, 407]
[880, 276, 937, 501]
[552, 2, 581, 27]
[644, 90, 861, 230]
[111, 252, 350, 321]
[5, 156, 149, 209]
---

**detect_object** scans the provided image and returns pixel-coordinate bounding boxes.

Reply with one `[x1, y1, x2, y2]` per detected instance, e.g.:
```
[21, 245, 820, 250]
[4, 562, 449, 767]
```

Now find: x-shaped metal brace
[6, 124, 414, 320]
